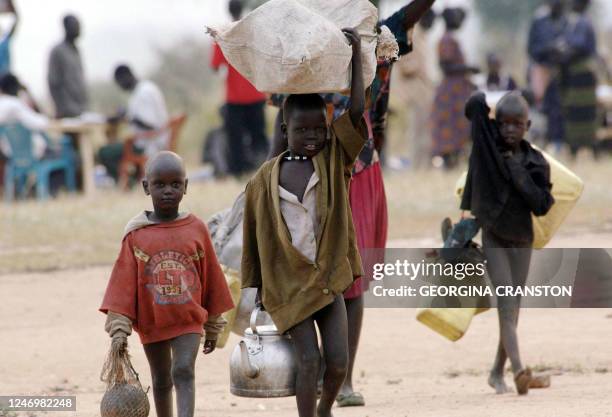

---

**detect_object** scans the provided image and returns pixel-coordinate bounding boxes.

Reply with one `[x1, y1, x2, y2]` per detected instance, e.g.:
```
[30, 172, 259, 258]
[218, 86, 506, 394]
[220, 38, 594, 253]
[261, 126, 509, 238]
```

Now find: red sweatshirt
[100, 214, 234, 344]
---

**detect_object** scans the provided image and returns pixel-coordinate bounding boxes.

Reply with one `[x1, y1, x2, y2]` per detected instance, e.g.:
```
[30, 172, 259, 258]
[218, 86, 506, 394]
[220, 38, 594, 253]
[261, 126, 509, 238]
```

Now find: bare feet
[488, 371, 511, 394]
[514, 368, 533, 395]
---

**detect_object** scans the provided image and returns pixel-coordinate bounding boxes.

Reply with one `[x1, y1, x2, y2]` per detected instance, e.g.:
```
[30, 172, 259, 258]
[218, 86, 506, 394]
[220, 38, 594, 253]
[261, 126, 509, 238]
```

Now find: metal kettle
[229, 307, 297, 397]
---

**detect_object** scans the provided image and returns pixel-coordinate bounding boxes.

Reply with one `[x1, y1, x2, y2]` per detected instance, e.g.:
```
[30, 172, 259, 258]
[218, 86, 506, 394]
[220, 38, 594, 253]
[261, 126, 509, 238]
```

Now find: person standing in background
[561, 0, 598, 158]
[393, 9, 436, 170]
[527, 0, 568, 150]
[482, 52, 518, 92]
[210, 0, 268, 176]
[430, 7, 477, 169]
[338, 0, 436, 408]
[48, 14, 88, 119]
[0, 0, 18, 76]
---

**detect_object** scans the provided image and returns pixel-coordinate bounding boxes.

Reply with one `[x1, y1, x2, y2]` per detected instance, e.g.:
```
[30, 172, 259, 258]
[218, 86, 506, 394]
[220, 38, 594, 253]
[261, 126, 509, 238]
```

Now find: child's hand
[342, 27, 365, 127]
[255, 287, 266, 311]
[203, 339, 217, 354]
[112, 334, 127, 353]
[342, 27, 361, 52]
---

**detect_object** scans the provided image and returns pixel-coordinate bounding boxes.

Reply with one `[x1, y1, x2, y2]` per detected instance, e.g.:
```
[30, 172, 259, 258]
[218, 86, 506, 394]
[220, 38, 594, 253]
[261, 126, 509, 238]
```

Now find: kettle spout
[239, 340, 260, 378]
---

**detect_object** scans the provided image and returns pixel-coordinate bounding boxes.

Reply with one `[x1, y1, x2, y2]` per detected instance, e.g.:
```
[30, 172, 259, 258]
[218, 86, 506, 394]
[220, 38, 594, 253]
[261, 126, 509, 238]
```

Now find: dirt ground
[2, 155, 612, 416]
[1, 264, 611, 417]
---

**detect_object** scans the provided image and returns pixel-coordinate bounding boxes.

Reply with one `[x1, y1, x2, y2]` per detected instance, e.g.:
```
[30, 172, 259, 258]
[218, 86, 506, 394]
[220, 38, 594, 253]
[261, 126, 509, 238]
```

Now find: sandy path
[388, 229, 612, 249]
[1, 267, 611, 417]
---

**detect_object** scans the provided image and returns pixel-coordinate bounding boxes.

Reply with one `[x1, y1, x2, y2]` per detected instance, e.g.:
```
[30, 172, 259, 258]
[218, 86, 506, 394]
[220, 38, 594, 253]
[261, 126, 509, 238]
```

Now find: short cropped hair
[63, 14, 79, 28]
[145, 151, 185, 178]
[495, 91, 530, 120]
[229, 0, 243, 19]
[283, 94, 327, 124]
[0, 73, 21, 96]
[114, 64, 133, 80]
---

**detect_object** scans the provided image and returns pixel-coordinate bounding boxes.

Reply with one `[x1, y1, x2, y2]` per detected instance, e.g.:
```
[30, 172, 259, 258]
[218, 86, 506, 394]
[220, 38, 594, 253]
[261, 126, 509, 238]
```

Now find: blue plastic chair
[1, 123, 77, 201]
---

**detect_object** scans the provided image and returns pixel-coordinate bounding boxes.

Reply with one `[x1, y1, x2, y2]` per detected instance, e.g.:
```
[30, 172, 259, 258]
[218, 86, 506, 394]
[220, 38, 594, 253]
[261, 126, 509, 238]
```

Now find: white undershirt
[278, 171, 319, 262]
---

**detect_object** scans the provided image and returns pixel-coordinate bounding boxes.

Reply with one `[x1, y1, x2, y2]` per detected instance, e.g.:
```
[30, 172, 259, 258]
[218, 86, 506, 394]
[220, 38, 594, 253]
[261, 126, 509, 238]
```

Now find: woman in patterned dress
[430, 7, 477, 169]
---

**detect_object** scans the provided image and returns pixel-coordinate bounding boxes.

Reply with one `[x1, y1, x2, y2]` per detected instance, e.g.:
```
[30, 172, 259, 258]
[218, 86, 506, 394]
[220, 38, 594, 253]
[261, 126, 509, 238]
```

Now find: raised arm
[398, 0, 435, 31]
[379, 0, 435, 56]
[342, 27, 364, 128]
[7, 0, 18, 38]
[464, 91, 490, 122]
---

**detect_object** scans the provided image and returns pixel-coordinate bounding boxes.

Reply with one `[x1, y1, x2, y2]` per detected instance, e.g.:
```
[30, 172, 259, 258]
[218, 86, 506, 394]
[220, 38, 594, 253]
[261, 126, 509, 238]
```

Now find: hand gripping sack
[207, 0, 381, 94]
[100, 345, 150, 417]
[455, 148, 584, 249]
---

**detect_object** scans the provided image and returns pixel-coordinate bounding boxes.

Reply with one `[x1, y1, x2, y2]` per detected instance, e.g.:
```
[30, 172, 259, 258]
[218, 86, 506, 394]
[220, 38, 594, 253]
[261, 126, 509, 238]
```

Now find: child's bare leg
[484, 238, 530, 393]
[288, 317, 320, 417]
[498, 299, 522, 365]
[490, 305, 522, 393]
[170, 333, 201, 417]
[339, 295, 363, 397]
[143, 340, 174, 417]
[315, 295, 349, 417]
[489, 330, 510, 394]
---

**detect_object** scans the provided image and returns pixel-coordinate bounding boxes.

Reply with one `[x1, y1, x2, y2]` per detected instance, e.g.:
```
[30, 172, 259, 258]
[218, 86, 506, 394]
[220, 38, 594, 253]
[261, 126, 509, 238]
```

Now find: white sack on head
[207, 0, 379, 94]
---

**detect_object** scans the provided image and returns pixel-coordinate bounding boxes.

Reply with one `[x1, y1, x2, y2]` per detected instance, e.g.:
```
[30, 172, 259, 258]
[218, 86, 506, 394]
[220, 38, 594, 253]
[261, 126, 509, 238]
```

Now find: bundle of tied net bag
[207, 0, 399, 94]
[100, 344, 150, 417]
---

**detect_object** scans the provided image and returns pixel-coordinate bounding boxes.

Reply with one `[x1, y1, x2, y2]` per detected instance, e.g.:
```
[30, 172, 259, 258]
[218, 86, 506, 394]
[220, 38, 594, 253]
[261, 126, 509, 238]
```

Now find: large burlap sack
[455, 148, 584, 249]
[207, 0, 382, 94]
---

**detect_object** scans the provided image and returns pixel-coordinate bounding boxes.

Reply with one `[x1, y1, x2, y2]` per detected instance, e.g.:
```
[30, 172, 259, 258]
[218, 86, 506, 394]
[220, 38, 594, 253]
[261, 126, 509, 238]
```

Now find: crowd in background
[0, 0, 611, 200]
[206, 0, 610, 176]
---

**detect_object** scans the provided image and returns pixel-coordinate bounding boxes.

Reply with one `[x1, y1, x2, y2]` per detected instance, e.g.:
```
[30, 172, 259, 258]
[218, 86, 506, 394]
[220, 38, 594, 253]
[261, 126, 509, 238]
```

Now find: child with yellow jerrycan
[419, 89, 584, 342]
[419, 91, 583, 396]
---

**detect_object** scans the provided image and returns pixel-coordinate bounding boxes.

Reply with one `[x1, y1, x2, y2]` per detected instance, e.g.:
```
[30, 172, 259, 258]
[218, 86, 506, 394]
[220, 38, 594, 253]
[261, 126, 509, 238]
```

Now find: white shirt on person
[127, 80, 169, 157]
[0, 94, 49, 159]
[278, 171, 319, 263]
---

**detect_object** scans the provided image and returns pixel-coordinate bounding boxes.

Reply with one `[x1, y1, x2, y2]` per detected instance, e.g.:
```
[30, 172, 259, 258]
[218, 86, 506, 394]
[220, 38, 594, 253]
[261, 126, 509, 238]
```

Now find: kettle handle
[249, 306, 262, 336]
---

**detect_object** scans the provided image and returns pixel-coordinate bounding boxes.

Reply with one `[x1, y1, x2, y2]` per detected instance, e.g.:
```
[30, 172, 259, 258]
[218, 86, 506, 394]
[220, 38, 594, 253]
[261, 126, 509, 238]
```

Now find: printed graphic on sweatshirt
[142, 250, 201, 305]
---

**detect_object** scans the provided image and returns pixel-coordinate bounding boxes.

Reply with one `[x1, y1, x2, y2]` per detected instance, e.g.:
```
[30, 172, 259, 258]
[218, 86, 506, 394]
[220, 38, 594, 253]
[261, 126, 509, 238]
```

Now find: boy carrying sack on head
[100, 151, 234, 417]
[241, 28, 366, 417]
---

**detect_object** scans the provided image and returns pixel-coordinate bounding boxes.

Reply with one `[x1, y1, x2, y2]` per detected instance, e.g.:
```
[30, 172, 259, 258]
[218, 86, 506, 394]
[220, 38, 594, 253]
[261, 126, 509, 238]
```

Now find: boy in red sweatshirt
[100, 151, 234, 417]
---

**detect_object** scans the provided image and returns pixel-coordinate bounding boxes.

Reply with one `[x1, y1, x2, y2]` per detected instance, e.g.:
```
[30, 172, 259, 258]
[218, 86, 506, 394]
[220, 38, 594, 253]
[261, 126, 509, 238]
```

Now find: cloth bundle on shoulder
[207, 0, 388, 94]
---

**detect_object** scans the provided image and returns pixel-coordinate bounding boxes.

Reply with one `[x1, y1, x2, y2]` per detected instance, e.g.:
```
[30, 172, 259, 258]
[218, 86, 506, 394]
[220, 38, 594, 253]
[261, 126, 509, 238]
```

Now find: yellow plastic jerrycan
[216, 265, 242, 349]
[455, 147, 583, 249]
[416, 307, 489, 342]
